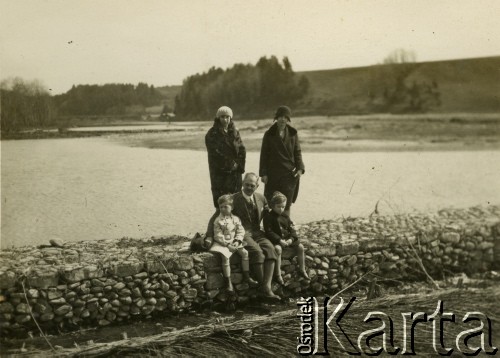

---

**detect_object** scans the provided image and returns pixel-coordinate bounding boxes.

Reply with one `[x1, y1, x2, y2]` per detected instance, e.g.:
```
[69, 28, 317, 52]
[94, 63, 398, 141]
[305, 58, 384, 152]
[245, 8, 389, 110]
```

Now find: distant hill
[159, 56, 500, 116]
[156, 85, 182, 112]
[296, 56, 500, 115]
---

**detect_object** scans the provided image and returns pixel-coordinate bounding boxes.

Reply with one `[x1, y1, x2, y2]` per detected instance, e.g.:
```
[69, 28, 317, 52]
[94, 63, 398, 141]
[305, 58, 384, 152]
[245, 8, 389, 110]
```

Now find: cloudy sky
[1, 0, 499, 94]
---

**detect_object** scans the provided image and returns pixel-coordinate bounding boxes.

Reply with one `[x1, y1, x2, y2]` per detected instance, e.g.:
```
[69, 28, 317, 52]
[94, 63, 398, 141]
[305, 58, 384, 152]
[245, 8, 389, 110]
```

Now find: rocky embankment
[1, 206, 498, 337]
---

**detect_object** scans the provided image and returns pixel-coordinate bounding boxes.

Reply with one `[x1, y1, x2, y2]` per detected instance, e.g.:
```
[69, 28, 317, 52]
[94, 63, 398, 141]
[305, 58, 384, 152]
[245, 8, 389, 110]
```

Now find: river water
[1, 137, 499, 248]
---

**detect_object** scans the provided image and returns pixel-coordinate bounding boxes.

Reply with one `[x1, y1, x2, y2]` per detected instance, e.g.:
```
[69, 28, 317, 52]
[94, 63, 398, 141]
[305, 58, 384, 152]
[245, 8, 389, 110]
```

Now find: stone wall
[1, 206, 498, 336]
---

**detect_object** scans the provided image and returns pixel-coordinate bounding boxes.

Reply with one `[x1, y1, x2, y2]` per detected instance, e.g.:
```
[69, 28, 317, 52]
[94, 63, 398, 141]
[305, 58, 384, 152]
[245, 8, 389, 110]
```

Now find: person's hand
[231, 162, 238, 171]
[294, 169, 304, 178]
[286, 239, 293, 246]
[280, 239, 288, 247]
[261, 175, 268, 184]
[227, 243, 237, 252]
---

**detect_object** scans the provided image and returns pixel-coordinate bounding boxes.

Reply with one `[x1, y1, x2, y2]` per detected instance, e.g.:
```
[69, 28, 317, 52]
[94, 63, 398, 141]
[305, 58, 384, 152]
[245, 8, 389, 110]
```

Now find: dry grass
[36, 286, 500, 357]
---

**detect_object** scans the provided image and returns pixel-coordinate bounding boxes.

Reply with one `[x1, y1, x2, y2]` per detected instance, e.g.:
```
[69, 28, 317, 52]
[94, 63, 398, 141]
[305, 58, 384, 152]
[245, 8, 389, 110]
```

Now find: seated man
[206, 173, 280, 299]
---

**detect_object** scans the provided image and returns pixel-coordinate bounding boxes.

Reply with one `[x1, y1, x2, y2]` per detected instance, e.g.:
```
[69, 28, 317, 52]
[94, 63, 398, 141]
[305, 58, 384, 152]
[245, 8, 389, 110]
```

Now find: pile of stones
[0, 205, 498, 336]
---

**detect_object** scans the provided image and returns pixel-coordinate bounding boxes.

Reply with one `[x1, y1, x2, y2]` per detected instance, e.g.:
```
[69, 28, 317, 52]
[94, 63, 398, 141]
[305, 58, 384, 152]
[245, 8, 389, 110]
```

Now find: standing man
[259, 105, 305, 217]
[206, 173, 280, 299]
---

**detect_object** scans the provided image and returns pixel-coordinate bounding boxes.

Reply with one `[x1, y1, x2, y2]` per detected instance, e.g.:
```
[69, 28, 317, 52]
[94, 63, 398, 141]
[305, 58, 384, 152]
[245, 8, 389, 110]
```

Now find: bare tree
[367, 50, 440, 113]
[383, 48, 417, 64]
[1, 77, 54, 133]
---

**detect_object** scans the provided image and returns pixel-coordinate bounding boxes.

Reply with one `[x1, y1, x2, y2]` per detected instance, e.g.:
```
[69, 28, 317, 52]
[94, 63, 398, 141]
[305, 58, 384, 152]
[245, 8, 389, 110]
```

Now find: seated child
[263, 191, 310, 283]
[210, 194, 258, 291]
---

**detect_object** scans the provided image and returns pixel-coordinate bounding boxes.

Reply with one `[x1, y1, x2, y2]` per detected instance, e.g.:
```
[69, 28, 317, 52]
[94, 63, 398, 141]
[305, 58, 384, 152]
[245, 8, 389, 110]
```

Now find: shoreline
[3, 131, 499, 153]
[2, 114, 499, 153]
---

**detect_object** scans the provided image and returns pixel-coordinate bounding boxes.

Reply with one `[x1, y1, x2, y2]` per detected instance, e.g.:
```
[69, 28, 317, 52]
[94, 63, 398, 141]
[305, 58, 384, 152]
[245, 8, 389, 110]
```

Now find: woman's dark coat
[205, 118, 246, 207]
[259, 123, 305, 203]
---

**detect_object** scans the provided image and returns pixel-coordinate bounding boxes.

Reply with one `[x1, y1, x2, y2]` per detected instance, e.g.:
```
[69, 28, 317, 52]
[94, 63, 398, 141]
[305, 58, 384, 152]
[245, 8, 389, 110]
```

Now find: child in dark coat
[263, 191, 309, 283]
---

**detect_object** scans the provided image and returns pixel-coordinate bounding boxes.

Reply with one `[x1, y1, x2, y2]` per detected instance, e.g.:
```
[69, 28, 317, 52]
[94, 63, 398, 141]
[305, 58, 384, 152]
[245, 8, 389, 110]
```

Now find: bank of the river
[0, 128, 182, 140]
[118, 113, 500, 152]
[3, 114, 500, 152]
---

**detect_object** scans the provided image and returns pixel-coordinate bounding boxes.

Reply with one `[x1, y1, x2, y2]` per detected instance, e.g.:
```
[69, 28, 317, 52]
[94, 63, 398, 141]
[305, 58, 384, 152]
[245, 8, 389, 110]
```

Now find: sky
[1, 0, 500, 94]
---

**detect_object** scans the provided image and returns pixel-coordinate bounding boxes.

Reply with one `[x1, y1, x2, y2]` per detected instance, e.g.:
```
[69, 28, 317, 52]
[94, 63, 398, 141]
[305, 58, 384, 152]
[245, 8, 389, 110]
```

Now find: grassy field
[296, 56, 500, 115]
[116, 113, 500, 152]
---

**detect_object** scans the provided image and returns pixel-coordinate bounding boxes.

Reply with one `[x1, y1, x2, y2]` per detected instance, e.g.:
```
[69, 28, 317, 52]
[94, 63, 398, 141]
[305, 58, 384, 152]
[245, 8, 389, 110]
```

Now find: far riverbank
[2, 113, 500, 152]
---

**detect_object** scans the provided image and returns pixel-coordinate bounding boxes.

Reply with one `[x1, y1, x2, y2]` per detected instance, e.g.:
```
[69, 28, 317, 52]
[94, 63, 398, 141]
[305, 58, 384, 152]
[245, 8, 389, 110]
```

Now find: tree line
[0, 80, 166, 133]
[54, 83, 164, 116]
[174, 56, 310, 120]
[1, 78, 55, 133]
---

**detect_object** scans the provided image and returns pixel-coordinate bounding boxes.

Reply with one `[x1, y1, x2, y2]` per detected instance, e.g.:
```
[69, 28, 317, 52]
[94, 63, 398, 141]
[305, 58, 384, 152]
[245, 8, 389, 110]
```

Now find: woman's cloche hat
[216, 106, 233, 119]
[274, 105, 292, 121]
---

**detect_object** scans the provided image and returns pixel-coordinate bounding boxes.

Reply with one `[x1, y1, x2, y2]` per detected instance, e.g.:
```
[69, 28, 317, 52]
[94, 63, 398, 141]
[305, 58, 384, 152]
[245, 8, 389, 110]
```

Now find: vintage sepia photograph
[1, 0, 499, 356]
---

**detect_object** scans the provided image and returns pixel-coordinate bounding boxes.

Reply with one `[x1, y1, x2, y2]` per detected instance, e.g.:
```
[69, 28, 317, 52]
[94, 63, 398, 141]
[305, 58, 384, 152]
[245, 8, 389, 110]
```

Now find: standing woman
[259, 105, 304, 216]
[206, 106, 246, 207]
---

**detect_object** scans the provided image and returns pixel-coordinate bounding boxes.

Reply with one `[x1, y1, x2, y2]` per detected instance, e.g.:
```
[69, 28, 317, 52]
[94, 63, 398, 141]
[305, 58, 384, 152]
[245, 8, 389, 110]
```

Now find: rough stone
[49, 238, 65, 247]
[40, 313, 55, 322]
[47, 288, 63, 300]
[110, 261, 144, 277]
[49, 298, 66, 305]
[54, 305, 72, 316]
[15, 314, 31, 324]
[346, 256, 358, 266]
[27, 267, 59, 289]
[337, 241, 359, 256]
[441, 232, 461, 244]
[0, 271, 17, 289]
[41, 247, 62, 256]
[174, 256, 194, 271]
[181, 288, 198, 301]
[205, 273, 225, 290]
[0, 302, 15, 314]
[62, 265, 103, 283]
[478, 242, 494, 250]
[16, 303, 30, 314]
[134, 272, 148, 279]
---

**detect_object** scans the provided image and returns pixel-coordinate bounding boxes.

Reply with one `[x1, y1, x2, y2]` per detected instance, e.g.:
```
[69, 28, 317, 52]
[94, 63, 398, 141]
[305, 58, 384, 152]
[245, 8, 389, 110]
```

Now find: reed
[48, 286, 499, 357]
